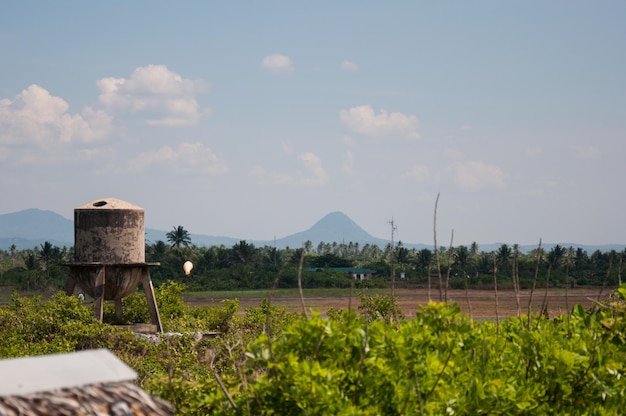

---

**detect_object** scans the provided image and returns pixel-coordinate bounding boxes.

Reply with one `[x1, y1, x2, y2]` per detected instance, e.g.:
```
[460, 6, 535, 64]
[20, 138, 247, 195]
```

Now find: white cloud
[9, 145, 116, 168]
[261, 54, 294, 74]
[299, 152, 329, 184]
[97, 65, 210, 126]
[402, 164, 430, 182]
[443, 148, 464, 160]
[0, 84, 112, 145]
[339, 105, 419, 140]
[0, 145, 8, 162]
[340, 60, 359, 71]
[251, 151, 328, 186]
[281, 141, 295, 155]
[250, 166, 296, 185]
[572, 145, 600, 159]
[340, 135, 356, 145]
[525, 147, 542, 157]
[522, 188, 545, 197]
[545, 179, 558, 188]
[128, 142, 228, 175]
[452, 160, 508, 191]
[459, 124, 472, 131]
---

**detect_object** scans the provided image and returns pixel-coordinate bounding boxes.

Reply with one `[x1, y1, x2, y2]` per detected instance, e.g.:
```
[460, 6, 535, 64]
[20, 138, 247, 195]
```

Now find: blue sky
[1, 1, 625, 246]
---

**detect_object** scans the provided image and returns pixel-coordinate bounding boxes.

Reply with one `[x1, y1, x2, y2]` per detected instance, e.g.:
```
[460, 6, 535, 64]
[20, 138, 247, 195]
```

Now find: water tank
[74, 198, 145, 264]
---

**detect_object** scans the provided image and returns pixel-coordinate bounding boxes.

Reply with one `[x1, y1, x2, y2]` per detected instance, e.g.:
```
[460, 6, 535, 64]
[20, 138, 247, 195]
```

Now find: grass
[182, 287, 382, 299]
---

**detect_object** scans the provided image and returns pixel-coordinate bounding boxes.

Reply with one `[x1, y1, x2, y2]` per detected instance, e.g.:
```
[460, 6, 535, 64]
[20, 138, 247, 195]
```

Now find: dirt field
[184, 287, 612, 320]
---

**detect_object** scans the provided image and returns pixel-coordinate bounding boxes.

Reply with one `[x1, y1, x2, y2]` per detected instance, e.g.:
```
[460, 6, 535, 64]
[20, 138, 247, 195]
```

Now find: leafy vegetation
[1, 235, 624, 292]
[1, 282, 626, 414]
[2, 231, 626, 413]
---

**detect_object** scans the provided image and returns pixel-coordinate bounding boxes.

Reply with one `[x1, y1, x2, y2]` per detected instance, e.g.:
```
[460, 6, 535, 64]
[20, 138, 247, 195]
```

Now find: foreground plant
[2, 285, 626, 414]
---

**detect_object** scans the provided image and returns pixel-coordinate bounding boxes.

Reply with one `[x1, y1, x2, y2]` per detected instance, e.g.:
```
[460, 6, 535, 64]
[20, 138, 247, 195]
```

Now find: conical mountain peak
[275, 211, 388, 247]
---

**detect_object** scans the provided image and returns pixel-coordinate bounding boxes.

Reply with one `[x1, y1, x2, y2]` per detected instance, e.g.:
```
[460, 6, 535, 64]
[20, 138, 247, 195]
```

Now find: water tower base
[65, 263, 163, 332]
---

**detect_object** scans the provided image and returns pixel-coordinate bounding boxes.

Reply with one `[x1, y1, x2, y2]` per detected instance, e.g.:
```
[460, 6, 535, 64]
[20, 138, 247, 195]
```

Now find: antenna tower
[388, 218, 398, 296]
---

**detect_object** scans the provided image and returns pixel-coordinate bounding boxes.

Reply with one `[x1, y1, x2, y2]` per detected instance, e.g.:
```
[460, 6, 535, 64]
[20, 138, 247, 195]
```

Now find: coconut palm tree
[166, 226, 192, 248]
[496, 244, 512, 270]
[10, 244, 17, 268]
[38, 241, 60, 280]
[303, 240, 313, 254]
[416, 248, 433, 281]
[147, 240, 169, 262]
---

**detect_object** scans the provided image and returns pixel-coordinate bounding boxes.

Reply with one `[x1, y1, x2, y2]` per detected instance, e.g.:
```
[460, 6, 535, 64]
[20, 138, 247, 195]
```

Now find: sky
[1, 1, 625, 247]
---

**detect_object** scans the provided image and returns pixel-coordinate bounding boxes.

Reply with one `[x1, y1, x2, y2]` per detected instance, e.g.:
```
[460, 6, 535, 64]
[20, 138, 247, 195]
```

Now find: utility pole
[388, 218, 398, 296]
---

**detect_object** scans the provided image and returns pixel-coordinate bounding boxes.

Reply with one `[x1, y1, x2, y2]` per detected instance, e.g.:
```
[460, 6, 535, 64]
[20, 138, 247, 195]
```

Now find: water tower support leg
[115, 299, 123, 321]
[93, 266, 105, 321]
[141, 269, 163, 332]
[65, 277, 76, 296]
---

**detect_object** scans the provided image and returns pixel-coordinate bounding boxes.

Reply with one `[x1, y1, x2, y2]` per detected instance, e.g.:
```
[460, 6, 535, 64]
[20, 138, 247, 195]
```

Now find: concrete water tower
[65, 198, 162, 332]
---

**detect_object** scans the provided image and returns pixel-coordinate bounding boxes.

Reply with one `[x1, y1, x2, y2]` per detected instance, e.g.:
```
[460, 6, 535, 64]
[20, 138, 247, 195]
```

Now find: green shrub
[3, 286, 626, 415]
[357, 292, 403, 323]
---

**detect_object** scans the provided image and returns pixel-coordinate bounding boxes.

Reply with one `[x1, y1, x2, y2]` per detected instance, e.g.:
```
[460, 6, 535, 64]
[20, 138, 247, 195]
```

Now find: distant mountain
[271, 211, 390, 249]
[146, 212, 392, 249]
[0, 209, 74, 249]
[0, 209, 391, 250]
[0, 208, 623, 253]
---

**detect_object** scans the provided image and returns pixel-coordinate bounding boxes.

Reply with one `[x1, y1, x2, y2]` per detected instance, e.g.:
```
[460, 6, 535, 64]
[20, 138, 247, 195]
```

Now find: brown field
[184, 287, 612, 320]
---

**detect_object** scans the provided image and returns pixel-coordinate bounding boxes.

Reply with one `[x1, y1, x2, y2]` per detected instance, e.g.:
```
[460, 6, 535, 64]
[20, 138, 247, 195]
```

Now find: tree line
[0, 225, 623, 292]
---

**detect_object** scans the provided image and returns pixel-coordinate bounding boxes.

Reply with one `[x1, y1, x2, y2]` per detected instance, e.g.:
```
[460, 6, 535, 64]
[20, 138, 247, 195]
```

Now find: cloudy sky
[1, 1, 625, 246]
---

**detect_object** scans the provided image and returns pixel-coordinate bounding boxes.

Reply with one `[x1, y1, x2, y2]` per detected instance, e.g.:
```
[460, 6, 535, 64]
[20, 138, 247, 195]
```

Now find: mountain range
[0, 208, 623, 254]
[0, 209, 396, 251]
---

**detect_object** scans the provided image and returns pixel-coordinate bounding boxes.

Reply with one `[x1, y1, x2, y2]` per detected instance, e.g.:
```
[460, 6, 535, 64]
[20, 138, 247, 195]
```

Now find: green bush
[3, 285, 626, 415]
[234, 300, 626, 415]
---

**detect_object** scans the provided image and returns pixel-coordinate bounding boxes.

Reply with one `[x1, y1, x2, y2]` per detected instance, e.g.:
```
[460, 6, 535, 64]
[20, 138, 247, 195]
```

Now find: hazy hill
[0, 209, 74, 249]
[0, 209, 392, 251]
[270, 211, 391, 249]
[0, 208, 623, 254]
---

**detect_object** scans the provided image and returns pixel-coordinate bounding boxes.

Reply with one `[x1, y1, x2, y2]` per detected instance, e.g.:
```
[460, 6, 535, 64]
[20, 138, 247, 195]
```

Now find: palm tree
[456, 246, 469, 278]
[303, 240, 313, 254]
[230, 240, 257, 265]
[415, 249, 432, 281]
[147, 240, 169, 262]
[10, 244, 17, 268]
[38, 241, 60, 280]
[496, 244, 512, 270]
[166, 226, 192, 248]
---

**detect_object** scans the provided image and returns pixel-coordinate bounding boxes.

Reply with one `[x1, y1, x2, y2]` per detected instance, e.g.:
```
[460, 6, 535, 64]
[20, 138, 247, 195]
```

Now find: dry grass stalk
[598, 254, 613, 301]
[564, 250, 572, 336]
[493, 254, 500, 333]
[428, 262, 433, 302]
[463, 266, 473, 321]
[540, 261, 552, 318]
[527, 239, 542, 330]
[433, 193, 443, 302]
[297, 248, 308, 318]
[512, 245, 522, 320]
[444, 230, 454, 303]
[618, 252, 623, 286]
